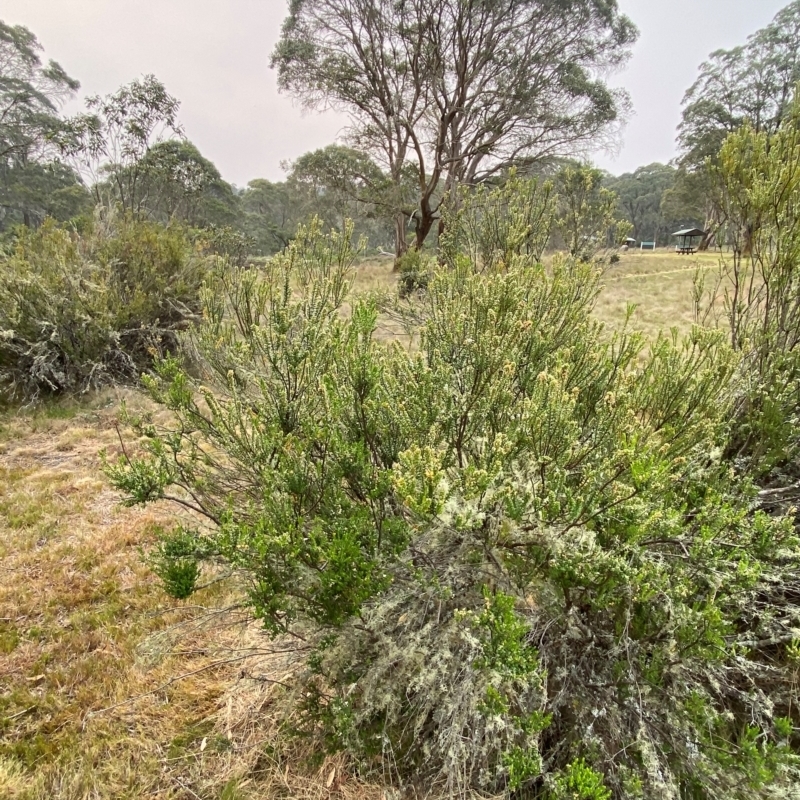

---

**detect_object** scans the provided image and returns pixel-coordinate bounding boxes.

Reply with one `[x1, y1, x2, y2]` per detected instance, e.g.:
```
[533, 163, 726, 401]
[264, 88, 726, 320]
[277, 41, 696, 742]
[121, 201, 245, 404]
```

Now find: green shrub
[146, 525, 205, 600]
[439, 169, 555, 272]
[553, 759, 611, 800]
[700, 91, 800, 479]
[396, 248, 432, 298]
[108, 201, 800, 798]
[0, 211, 209, 399]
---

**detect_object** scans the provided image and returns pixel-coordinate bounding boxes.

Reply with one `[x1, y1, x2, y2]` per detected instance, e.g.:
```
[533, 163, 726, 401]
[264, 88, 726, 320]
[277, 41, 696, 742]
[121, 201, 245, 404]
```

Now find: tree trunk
[414, 209, 437, 252]
[742, 222, 756, 256]
[393, 213, 409, 271]
[698, 221, 717, 252]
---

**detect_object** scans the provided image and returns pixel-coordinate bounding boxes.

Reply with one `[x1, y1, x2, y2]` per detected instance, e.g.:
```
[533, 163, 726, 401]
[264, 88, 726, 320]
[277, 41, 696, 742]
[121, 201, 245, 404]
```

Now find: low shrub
[396, 247, 432, 298]
[0, 211, 210, 399]
[108, 204, 800, 798]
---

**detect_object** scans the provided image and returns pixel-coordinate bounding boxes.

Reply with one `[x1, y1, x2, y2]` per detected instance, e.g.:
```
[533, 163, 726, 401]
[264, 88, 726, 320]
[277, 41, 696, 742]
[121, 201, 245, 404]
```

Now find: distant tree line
[0, 21, 396, 255]
[5, 1, 800, 258]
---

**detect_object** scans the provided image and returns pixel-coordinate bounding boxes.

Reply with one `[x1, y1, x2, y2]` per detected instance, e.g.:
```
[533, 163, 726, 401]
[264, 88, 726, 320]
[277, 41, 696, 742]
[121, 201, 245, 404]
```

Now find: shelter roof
[672, 228, 705, 237]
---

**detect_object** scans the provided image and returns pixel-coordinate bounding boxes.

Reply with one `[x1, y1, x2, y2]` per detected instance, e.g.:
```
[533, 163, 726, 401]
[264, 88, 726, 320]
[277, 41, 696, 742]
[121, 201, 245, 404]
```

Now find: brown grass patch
[593, 249, 725, 340]
[0, 390, 390, 800]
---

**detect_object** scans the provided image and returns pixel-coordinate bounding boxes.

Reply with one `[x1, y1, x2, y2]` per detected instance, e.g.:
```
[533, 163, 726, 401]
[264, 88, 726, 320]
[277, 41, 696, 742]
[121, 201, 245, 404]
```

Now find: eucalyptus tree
[272, 0, 637, 257]
[289, 144, 399, 248]
[240, 178, 301, 254]
[0, 21, 77, 163]
[241, 147, 399, 255]
[680, 1, 800, 168]
[137, 140, 239, 227]
[677, 1, 800, 246]
[0, 20, 87, 228]
[58, 75, 184, 217]
[605, 163, 697, 245]
[0, 161, 90, 231]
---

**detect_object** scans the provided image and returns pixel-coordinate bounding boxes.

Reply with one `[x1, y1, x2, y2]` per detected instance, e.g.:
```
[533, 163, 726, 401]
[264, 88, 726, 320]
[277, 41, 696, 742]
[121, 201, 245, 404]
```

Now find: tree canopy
[0, 20, 88, 229]
[137, 139, 239, 227]
[673, 1, 800, 247]
[59, 75, 184, 216]
[272, 0, 637, 255]
[679, 0, 800, 170]
[605, 163, 700, 246]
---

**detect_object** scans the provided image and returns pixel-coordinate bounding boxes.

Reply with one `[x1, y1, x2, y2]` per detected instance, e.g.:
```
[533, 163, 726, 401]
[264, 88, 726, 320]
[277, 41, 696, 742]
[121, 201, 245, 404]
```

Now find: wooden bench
[675, 246, 696, 255]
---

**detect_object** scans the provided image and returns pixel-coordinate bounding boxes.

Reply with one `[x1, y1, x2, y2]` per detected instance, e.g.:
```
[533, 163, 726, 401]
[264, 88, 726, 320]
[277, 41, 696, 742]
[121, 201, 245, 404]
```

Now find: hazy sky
[1, 0, 791, 184]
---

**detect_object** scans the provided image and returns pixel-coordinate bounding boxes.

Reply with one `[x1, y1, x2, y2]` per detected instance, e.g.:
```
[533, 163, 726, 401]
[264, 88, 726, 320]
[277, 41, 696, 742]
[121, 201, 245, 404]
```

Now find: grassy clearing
[0, 253, 723, 798]
[355, 248, 728, 342]
[594, 249, 724, 340]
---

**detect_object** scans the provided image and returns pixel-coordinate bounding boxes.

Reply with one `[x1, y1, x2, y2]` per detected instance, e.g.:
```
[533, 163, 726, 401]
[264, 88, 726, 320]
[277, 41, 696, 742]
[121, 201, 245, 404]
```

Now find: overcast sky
[1, 0, 791, 185]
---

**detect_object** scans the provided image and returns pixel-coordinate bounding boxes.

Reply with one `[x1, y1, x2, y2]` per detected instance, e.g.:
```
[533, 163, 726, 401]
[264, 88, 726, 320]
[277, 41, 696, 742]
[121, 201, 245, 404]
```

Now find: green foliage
[604, 162, 697, 246]
[677, 2, 800, 246]
[58, 75, 183, 215]
[239, 177, 299, 254]
[396, 248, 432, 298]
[553, 759, 611, 800]
[0, 160, 90, 232]
[679, 2, 800, 172]
[197, 224, 255, 267]
[136, 139, 240, 228]
[288, 145, 396, 250]
[440, 171, 555, 271]
[699, 91, 800, 475]
[503, 746, 543, 792]
[554, 164, 631, 260]
[470, 590, 539, 679]
[109, 184, 800, 798]
[0, 211, 209, 399]
[148, 526, 202, 600]
[240, 148, 397, 257]
[0, 19, 86, 231]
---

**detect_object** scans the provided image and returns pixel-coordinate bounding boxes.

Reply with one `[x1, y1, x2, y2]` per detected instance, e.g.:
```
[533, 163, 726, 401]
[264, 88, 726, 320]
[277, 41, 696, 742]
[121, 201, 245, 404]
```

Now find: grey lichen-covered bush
[108, 193, 800, 798]
[0, 210, 209, 400]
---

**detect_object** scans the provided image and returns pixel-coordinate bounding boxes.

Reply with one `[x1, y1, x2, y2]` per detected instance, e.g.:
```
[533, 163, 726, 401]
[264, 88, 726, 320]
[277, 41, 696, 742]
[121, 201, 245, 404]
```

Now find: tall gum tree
[272, 0, 637, 259]
[677, 0, 800, 249]
[0, 20, 85, 228]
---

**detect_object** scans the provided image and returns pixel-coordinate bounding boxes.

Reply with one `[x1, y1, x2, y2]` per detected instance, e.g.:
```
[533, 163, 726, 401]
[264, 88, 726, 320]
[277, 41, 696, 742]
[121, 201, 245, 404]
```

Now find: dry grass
[0, 392, 388, 800]
[593, 248, 725, 340]
[354, 248, 728, 343]
[0, 250, 727, 799]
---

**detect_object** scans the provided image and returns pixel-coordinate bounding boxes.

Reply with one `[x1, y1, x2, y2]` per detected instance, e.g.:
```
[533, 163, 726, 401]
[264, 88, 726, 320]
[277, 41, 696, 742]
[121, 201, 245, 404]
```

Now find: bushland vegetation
[4, 3, 800, 800]
[0, 211, 211, 400]
[107, 168, 800, 797]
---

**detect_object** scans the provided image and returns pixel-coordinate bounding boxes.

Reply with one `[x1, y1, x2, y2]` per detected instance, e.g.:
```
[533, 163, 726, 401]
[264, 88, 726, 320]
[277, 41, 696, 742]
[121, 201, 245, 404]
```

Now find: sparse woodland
[3, 3, 800, 800]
